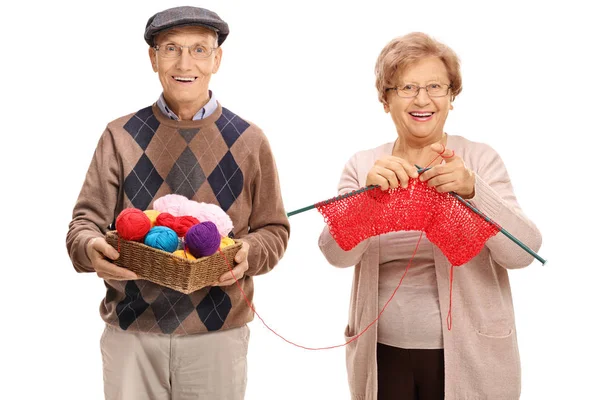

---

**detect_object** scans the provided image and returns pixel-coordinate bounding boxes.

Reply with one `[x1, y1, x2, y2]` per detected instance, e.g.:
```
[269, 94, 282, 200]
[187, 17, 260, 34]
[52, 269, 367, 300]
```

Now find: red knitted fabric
[316, 178, 500, 266]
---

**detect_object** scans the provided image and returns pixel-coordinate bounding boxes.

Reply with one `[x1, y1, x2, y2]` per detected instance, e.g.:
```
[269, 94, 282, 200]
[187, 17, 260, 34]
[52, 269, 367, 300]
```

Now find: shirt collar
[157, 91, 218, 121]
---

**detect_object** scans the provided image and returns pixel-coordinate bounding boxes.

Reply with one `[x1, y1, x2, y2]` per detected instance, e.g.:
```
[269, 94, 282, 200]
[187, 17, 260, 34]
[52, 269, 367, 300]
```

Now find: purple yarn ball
[185, 221, 221, 258]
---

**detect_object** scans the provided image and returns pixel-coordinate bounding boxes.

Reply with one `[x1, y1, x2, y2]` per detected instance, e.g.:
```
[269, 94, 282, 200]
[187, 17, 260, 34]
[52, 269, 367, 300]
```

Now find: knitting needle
[286, 185, 380, 217]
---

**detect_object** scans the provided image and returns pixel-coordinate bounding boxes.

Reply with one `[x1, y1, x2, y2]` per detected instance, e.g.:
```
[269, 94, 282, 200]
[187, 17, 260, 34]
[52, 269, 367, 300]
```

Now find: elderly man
[66, 6, 290, 400]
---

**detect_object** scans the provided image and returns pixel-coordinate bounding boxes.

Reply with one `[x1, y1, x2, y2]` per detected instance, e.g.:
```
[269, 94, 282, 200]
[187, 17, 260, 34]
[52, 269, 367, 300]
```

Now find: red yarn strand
[446, 264, 455, 330]
[218, 232, 423, 351]
[423, 143, 446, 169]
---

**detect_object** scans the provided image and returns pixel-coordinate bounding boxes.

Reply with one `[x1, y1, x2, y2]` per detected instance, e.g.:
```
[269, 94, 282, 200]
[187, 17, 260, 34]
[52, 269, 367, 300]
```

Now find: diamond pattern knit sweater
[66, 103, 290, 335]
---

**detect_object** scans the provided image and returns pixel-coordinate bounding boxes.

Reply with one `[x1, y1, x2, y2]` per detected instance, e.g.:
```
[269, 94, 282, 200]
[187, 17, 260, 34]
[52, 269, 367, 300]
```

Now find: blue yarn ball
[185, 221, 221, 258]
[144, 226, 179, 253]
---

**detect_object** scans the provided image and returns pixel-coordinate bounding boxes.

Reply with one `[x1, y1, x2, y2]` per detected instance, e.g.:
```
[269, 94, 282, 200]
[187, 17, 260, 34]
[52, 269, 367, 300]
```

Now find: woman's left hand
[419, 143, 476, 199]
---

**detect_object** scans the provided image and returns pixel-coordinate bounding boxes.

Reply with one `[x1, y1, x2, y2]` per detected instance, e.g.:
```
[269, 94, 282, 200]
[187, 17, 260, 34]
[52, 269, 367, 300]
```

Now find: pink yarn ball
[179, 201, 233, 237]
[153, 194, 189, 216]
[185, 221, 221, 258]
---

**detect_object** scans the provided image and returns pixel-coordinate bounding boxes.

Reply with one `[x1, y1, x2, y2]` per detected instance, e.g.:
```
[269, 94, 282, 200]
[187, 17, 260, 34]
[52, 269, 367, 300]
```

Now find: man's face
[149, 26, 222, 110]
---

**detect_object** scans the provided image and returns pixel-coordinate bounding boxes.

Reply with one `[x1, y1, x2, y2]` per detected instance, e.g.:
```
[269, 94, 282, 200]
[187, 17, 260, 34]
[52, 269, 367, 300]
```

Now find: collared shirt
[156, 90, 218, 121]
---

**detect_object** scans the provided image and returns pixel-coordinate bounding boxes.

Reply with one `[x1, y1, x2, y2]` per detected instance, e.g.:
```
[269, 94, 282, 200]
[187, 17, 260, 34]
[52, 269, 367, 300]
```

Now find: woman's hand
[419, 143, 475, 198]
[366, 156, 419, 190]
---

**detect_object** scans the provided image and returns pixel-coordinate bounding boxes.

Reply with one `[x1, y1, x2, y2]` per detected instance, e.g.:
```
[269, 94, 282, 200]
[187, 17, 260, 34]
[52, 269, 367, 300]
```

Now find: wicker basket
[105, 230, 242, 294]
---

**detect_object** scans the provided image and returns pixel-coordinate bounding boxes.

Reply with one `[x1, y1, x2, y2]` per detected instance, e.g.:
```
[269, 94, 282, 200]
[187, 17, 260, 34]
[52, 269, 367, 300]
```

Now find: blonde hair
[374, 32, 462, 104]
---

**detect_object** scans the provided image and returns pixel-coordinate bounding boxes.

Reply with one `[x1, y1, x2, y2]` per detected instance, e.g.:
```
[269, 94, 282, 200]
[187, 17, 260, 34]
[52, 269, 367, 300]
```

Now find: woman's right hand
[366, 156, 419, 190]
[86, 237, 138, 280]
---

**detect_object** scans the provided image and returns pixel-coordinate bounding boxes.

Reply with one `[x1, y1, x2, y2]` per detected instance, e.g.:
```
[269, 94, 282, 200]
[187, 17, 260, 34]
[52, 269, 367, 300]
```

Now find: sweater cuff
[469, 173, 503, 221]
[319, 226, 371, 267]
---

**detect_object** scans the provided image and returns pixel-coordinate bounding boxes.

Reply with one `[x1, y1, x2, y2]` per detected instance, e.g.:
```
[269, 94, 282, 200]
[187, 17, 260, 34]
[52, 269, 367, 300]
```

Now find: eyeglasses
[153, 43, 217, 60]
[386, 83, 452, 98]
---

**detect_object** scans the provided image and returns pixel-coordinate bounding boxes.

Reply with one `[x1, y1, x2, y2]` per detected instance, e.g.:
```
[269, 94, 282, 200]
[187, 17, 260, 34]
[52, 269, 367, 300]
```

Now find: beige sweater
[66, 103, 290, 335]
[319, 135, 542, 400]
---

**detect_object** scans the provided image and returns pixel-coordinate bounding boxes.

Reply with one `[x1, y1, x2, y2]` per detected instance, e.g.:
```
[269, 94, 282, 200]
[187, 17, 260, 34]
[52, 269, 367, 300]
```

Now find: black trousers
[377, 343, 445, 400]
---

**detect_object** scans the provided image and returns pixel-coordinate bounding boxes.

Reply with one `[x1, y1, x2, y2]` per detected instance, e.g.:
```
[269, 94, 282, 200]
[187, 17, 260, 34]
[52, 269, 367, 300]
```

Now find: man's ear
[212, 47, 223, 74]
[149, 47, 158, 72]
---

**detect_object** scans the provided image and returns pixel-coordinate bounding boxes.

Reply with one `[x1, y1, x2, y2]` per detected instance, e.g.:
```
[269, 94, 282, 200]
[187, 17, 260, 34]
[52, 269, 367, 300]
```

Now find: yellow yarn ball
[144, 209, 161, 227]
[220, 237, 235, 249]
[172, 250, 196, 260]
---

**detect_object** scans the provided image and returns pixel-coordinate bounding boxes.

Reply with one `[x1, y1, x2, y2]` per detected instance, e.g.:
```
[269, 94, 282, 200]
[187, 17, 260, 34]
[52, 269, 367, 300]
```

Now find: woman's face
[385, 56, 453, 142]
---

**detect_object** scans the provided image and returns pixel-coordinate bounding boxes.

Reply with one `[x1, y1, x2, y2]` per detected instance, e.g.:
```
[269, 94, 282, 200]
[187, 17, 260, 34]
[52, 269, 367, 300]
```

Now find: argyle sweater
[66, 103, 290, 335]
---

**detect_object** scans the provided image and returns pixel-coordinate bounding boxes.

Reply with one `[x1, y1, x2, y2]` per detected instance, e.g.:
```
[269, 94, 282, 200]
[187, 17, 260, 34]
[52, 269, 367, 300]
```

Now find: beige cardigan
[319, 135, 542, 400]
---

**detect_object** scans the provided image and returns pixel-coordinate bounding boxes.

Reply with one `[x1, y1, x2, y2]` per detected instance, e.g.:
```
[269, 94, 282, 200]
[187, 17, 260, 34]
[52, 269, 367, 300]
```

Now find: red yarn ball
[156, 212, 177, 229]
[116, 208, 151, 241]
[176, 216, 200, 236]
[156, 213, 200, 237]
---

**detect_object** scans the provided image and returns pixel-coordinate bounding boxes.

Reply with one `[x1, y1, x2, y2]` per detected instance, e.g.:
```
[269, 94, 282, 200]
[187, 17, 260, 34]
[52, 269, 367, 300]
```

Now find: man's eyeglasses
[153, 44, 217, 60]
[386, 83, 452, 98]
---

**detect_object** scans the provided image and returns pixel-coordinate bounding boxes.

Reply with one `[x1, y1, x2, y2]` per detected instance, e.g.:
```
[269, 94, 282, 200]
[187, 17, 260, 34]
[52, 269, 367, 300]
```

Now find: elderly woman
[319, 32, 542, 400]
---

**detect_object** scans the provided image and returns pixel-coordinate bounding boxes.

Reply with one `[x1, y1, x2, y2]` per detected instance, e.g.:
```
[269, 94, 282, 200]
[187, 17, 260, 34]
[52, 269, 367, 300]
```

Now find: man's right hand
[86, 237, 138, 280]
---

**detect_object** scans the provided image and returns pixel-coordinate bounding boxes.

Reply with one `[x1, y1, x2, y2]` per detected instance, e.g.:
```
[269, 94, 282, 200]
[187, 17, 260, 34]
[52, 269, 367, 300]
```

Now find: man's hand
[216, 241, 250, 286]
[419, 143, 475, 198]
[86, 237, 138, 280]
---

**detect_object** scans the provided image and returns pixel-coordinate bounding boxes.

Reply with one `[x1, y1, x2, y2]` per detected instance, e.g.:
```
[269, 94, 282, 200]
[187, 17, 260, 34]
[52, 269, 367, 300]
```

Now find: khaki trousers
[100, 324, 250, 400]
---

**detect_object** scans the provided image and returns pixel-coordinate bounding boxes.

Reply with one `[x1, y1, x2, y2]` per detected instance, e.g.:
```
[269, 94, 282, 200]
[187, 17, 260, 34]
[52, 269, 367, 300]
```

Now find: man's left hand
[216, 241, 250, 286]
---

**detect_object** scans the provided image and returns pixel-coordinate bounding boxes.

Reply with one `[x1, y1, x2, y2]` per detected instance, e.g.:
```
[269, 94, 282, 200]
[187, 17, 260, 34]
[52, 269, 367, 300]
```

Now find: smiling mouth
[409, 112, 434, 117]
[173, 76, 197, 82]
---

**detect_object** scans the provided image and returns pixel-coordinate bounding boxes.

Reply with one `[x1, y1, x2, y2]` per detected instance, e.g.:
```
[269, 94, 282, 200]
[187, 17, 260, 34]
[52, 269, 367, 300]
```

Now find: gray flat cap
[144, 6, 229, 47]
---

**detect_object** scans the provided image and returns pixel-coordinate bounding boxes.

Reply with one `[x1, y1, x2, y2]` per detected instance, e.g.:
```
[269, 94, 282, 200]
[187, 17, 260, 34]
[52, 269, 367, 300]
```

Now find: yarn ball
[220, 236, 236, 249]
[176, 216, 201, 236]
[153, 194, 189, 216]
[144, 226, 179, 253]
[155, 212, 177, 229]
[143, 209, 161, 227]
[185, 221, 221, 258]
[156, 213, 200, 237]
[116, 208, 151, 241]
[172, 249, 196, 260]
[179, 201, 234, 237]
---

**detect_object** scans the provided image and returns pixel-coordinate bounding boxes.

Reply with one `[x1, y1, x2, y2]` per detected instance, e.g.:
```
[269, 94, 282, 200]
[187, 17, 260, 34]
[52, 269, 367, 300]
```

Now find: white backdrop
[2, 0, 599, 399]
